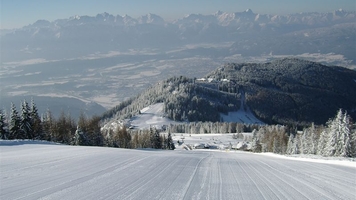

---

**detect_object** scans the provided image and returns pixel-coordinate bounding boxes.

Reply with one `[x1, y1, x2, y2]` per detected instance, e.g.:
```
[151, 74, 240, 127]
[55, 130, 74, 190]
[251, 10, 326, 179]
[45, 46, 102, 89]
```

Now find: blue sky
[1, 0, 355, 29]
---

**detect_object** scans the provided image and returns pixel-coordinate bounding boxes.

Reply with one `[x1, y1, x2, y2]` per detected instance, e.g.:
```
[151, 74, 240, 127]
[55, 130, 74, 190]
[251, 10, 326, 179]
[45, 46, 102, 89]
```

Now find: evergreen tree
[74, 126, 88, 146]
[87, 116, 104, 146]
[166, 131, 175, 150]
[251, 137, 262, 153]
[9, 102, 21, 139]
[150, 127, 162, 149]
[300, 127, 315, 155]
[350, 127, 356, 157]
[317, 130, 328, 156]
[251, 129, 262, 153]
[0, 109, 9, 139]
[323, 109, 352, 157]
[340, 112, 352, 157]
[273, 137, 281, 154]
[309, 123, 318, 155]
[286, 134, 294, 154]
[20, 100, 33, 139]
[30, 99, 43, 140]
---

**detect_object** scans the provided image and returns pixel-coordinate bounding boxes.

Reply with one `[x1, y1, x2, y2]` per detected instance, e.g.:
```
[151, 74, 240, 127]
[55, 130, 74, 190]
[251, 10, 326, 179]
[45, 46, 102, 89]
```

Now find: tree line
[0, 99, 174, 150]
[1, 99, 354, 157]
[250, 109, 356, 157]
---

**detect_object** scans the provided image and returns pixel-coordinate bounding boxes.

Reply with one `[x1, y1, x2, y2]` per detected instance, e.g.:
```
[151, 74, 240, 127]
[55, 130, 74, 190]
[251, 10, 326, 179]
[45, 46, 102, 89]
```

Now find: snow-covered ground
[129, 103, 180, 130]
[172, 133, 252, 150]
[1, 140, 355, 200]
[221, 90, 264, 124]
[128, 101, 263, 131]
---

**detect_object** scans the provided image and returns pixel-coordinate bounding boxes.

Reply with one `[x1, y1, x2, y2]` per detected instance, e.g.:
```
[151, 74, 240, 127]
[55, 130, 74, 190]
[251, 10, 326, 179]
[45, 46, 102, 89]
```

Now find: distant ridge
[2, 9, 355, 63]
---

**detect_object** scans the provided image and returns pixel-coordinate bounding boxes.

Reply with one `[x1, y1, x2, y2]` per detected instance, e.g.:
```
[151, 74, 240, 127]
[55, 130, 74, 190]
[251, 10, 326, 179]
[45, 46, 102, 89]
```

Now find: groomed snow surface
[1, 140, 355, 200]
[128, 102, 263, 130]
[129, 103, 180, 130]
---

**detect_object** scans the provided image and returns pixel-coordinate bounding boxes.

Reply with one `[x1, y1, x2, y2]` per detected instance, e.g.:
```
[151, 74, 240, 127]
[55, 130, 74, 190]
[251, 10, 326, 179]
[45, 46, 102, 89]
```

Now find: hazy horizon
[1, 0, 355, 29]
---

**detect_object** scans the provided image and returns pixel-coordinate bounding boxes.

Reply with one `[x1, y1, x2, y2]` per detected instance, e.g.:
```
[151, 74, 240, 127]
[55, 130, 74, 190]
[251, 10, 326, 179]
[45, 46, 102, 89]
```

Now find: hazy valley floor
[1, 143, 355, 200]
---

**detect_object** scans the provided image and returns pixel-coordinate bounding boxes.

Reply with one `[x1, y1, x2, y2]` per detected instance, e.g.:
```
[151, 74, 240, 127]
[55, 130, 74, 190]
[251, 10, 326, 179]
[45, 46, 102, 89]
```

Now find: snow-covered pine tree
[251, 129, 262, 153]
[286, 134, 295, 155]
[0, 109, 9, 139]
[301, 127, 315, 155]
[273, 137, 281, 154]
[340, 112, 352, 157]
[325, 109, 343, 156]
[351, 126, 356, 157]
[334, 109, 345, 156]
[251, 137, 262, 153]
[309, 123, 318, 155]
[322, 109, 353, 157]
[20, 100, 33, 139]
[317, 130, 328, 156]
[9, 102, 21, 139]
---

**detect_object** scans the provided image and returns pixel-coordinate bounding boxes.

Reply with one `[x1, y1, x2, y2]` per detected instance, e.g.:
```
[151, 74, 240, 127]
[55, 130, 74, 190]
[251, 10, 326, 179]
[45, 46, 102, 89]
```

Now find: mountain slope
[103, 58, 356, 126]
[206, 58, 356, 124]
[102, 76, 241, 123]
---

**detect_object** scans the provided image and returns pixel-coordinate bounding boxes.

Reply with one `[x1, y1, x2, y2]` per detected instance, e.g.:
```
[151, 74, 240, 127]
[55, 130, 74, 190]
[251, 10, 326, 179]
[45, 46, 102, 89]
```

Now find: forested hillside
[206, 58, 356, 125]
[102, 58, 356, 126]
[102, 76, 240, 123]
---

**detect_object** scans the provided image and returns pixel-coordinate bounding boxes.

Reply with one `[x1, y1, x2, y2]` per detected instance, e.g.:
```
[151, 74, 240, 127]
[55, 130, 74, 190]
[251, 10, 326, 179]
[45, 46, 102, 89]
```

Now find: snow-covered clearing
[129, 100, 263, 131]
[1, 141, 355, 200]
[220, 90, 264, 124]
[220, 110, 263, 124]
[129, 103, 180, 129]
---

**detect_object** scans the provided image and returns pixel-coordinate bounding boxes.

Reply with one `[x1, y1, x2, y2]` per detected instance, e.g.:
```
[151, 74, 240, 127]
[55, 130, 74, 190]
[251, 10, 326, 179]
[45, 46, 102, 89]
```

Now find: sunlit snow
[1, 140, 355, 200]
[129, 103, 179, 129]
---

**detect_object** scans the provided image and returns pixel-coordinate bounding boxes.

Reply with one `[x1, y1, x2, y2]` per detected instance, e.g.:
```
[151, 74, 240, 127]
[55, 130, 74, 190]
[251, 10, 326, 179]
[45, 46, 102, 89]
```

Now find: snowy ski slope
[1, 142, 355, 200]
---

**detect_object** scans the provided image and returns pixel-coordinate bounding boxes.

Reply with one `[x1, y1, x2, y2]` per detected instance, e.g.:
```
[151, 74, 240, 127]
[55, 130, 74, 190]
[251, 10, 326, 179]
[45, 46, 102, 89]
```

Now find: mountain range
[1, 9, 355, 64]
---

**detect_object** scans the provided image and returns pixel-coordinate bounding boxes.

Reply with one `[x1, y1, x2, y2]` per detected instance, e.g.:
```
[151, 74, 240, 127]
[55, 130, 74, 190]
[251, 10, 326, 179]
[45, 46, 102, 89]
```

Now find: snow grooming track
[114, 156, 179, 199]
[181, 152, 212, 200]
[244, 157, 312, 200]
[157, 152, 212, 199]
[257, 156, 355, 199]
[13, 153, 151, 200]
[233, 155, 271, 199]
[1, 143, 356, 200]
[45, 155, 152, 200]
